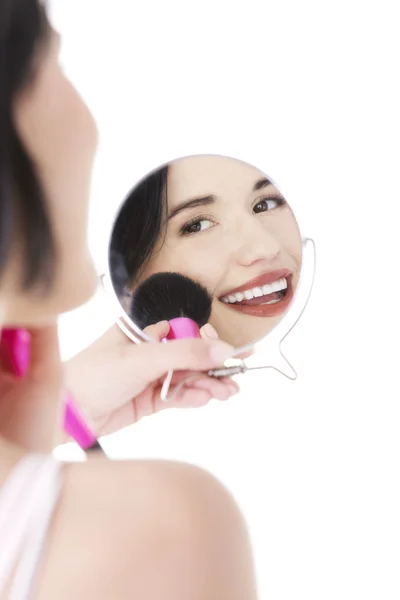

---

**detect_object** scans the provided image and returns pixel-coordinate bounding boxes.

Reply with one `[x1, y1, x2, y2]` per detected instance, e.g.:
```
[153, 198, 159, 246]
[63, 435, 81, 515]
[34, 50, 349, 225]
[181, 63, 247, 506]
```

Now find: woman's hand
[64, 323, 240, 438]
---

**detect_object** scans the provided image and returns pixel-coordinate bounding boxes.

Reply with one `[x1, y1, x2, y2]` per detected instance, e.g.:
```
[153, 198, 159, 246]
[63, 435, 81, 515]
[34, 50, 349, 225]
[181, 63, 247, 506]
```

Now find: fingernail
[209, 341, 235, 364]
[202, 323, 219, 340]
[228, 379, 240, 391]
[228, 383, 239, 396]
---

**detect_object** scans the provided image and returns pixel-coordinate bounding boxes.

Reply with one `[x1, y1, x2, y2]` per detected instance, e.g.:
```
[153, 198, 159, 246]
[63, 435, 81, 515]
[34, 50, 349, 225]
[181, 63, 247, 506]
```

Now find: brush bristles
[130, 272, 212, 330]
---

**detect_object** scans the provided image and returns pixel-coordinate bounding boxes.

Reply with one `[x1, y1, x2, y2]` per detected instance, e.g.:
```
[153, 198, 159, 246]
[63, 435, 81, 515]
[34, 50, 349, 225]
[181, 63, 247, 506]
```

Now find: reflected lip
[218, 268, 292, 298]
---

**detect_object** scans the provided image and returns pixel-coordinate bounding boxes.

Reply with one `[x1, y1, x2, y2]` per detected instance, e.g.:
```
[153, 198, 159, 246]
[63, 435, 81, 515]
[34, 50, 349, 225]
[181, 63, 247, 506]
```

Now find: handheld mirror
[102, 154, 316, 399]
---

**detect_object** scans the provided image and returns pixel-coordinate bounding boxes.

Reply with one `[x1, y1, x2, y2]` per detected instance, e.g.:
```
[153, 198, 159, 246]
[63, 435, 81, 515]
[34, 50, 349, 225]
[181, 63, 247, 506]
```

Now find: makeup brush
[130, 272, 212, 340]
[130, 272, 213, 402]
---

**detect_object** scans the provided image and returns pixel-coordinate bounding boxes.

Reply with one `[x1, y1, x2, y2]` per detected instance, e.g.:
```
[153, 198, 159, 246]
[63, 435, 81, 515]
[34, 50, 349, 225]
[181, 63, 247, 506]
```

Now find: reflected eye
[180, 217, 215, 236]
[253, 196, 286, 214]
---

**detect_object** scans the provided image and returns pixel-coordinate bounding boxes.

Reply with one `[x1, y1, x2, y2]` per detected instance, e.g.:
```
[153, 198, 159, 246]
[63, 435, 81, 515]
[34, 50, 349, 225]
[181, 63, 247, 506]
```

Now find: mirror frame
[100, 154, 316, 366]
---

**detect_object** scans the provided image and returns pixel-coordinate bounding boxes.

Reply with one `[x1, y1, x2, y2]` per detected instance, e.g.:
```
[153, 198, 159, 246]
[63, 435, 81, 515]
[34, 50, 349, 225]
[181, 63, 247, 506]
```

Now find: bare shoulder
[35, 458, 257, 599]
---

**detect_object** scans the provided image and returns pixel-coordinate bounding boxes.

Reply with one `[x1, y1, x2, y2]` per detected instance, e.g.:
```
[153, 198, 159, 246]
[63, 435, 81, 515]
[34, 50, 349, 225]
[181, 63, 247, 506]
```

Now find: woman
[111, 155, 303, 348]
[0, 2, 258, 598]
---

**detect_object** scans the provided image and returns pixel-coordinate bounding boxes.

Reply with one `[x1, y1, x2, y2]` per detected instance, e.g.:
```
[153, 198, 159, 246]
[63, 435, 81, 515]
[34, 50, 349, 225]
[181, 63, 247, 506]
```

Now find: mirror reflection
[110, 155, 302, 348]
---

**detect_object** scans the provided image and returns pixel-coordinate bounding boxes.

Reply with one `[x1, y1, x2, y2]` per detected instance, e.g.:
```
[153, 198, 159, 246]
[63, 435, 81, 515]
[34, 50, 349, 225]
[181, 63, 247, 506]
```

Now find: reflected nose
[233, 217, 281, 267]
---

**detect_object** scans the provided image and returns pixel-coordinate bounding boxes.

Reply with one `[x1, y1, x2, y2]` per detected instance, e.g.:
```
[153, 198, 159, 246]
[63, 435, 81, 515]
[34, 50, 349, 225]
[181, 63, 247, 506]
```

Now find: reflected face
[2, 26, 98, 325]
[133, 156, 302, 347]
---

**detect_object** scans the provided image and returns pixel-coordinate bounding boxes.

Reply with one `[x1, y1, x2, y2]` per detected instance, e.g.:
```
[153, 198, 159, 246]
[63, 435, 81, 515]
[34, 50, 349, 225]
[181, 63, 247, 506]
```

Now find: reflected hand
[64, 322, 239, 439]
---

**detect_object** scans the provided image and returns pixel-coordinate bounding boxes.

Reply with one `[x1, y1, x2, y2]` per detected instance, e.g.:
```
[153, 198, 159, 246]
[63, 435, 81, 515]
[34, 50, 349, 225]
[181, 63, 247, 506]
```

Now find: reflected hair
[0, 0, 56, 291]
[110, 165, 169, 297]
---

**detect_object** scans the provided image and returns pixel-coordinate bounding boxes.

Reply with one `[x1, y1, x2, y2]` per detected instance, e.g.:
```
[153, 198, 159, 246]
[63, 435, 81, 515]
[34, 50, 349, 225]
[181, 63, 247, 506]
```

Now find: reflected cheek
[276, 227, 302, 270]
[290, 238, 303, 272]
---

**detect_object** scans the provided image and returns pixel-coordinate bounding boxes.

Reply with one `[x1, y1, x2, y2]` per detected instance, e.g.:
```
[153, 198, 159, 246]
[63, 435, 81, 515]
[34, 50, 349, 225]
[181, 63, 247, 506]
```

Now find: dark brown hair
[0, 0, 56, 291]
[110, 165, 169, 297]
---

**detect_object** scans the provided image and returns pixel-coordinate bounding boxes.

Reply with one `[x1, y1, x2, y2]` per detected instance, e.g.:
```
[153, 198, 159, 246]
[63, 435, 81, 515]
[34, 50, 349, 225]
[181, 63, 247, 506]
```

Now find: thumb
[200, 323, 220, 340]
[143, 321, 170, 341]
[130, 337, 235, 382]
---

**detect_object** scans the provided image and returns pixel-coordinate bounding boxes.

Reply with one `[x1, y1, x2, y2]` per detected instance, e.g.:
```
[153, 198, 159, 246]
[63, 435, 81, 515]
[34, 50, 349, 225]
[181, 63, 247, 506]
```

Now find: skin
[0, 20, 257, 600]
[134, 155, 303, 348]
[2, 29, 98, 326]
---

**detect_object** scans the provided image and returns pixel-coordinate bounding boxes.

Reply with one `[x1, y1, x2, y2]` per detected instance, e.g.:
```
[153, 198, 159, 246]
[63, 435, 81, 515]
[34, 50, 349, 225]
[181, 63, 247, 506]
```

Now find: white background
[50, 1, 399, 597]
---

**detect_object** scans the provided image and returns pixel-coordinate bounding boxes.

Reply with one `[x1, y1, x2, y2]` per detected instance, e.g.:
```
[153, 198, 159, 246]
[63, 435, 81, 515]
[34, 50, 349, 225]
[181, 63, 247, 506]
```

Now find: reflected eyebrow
[168, 195, 216, 220]
[253, 177, 273, 191]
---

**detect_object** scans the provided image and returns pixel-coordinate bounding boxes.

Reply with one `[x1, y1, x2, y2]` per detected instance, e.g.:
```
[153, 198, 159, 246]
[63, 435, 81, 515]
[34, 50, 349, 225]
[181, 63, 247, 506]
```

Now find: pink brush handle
[0, 327, 97, 449]
[165, 317, 201, 340]
[160, 318, 201, 402]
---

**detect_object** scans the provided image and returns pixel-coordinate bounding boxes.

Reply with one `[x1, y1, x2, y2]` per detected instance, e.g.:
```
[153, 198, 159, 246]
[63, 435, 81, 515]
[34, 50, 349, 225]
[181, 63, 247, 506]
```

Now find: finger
[169, 371, 240, 393]
[200, 323, 220, 340]
[155, 387, 213, 412]
[168, 370, 238, 386]
[126, 337, 235, 383]
[173, 388, 213, 408]
[143, 321, 170, 341]
[160, 375, 239, 409]
[189, 377, 238, 400]
[167, 372, 240, 400]
[235, 349, 254, 360]
[126, 384, 214, 428]
[218, 376, 241, 393]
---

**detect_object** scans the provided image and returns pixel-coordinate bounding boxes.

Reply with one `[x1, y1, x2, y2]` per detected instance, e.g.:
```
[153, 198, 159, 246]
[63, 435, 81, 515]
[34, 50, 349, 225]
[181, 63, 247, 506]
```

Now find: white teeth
[262, 283, 274, 295]
[271, 280, 283, 292]
[221, 277, 288, 304]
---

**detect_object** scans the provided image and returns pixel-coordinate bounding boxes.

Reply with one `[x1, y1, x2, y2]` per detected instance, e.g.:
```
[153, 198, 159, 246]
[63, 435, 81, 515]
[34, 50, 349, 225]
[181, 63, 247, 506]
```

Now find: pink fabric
[0, 329, 30, 377]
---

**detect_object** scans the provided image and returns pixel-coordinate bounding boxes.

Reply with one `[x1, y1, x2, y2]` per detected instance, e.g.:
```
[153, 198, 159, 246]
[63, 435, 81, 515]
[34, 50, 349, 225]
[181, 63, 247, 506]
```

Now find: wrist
[60, 359, 99, 448]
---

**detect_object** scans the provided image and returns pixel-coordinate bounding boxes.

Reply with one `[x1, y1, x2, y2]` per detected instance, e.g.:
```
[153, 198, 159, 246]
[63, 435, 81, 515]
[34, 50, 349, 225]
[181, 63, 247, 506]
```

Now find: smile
[218, 269, 294, 318]
[220, 276, 288, 305]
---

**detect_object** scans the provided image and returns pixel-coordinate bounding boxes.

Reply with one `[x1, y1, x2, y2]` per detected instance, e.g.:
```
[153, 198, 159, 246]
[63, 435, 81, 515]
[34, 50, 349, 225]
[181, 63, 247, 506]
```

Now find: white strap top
[0, 454, 63, 599]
